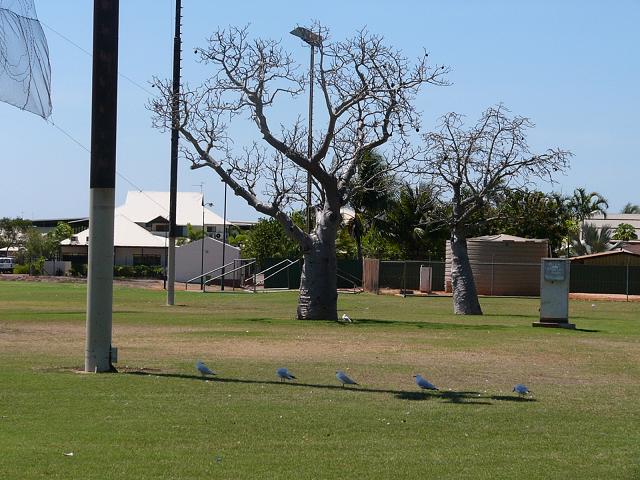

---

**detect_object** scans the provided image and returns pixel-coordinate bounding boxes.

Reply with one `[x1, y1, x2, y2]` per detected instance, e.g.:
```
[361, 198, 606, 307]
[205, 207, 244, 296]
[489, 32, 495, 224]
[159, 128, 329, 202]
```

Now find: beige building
[445, 234, 549, 296]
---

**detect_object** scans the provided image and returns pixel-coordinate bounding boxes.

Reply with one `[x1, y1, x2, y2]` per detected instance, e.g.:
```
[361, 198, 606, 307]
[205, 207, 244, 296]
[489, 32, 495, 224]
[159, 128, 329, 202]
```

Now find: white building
[175, 236, 241, 284]
[116, 191, 229, 239]
[586, 213, 640, 237]
[59, 191, 237, 269]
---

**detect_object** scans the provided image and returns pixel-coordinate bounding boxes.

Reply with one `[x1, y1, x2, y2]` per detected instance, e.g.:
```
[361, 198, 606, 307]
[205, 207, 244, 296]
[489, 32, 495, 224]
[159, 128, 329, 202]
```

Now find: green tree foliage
[567, 188, 609, 221]
[0, 217, 32, 255]
[495, 190, 571, 254]
[242, 213, 304, 265]
[621, 203, 640, 214]
[361, 226, 402, 259]
[612, 223, 638, 241]
[347, 149, 398, 260]
[19, 222, 73, 275]
[375, 183, 447, 259]
[45, 222, 72, 257]
[186, 223, 205, 241]
[572, 223, 612, 255]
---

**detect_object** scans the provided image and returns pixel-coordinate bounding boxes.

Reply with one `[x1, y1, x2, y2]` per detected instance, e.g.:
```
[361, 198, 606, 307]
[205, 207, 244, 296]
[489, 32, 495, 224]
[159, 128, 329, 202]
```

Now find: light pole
[201, 199, 214, 291]
[221, 177, 228, 291]
[290, 26, 322, 234]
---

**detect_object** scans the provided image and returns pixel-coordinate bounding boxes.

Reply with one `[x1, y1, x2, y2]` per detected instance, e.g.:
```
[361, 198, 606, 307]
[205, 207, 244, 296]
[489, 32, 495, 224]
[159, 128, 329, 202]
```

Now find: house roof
[61, 214, 167, 248]
[569, 248, 640, 262]
[116, 191, 227, 226]
[610, 241, 640, 255]
[470, 234, 548, 243]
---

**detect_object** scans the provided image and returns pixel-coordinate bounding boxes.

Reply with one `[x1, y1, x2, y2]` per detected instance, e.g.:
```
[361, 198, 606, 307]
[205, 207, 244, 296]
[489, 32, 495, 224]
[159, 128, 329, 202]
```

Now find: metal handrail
[337, 267, 361, 285]
[259, 258, 300, 285]
[243, 258, 298, 286]
[204, 260, 256, 287]
[185, 261, 235, 286]
[336, 270, 363, 294]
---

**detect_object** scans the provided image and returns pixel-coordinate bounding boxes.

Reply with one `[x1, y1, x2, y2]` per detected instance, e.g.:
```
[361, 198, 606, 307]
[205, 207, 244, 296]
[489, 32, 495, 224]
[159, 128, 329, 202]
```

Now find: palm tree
[567, 188, 609, 221]
[572, 223, 612, 255]
[621, 203, 640, 214]
[374, 183, 444, 259]
[348, 150, 397, 260]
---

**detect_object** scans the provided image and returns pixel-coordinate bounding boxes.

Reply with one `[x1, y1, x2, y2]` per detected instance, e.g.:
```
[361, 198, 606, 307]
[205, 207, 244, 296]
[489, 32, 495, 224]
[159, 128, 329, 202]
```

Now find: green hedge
[113, 265, 164, 279]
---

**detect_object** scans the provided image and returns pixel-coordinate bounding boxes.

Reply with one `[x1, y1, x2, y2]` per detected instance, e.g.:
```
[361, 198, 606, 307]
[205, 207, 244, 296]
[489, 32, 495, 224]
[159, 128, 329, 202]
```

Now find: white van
[0, 257, 14, 273]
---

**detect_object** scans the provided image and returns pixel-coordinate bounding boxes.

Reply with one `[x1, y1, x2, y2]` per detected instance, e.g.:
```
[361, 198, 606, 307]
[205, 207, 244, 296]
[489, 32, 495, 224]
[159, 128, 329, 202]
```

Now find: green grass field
[1, 281, 639, 479]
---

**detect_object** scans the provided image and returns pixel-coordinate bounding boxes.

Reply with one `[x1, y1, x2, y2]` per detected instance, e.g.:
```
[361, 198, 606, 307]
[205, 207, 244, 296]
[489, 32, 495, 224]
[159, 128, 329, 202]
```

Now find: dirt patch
[4, 321, 639, 390]
[569, 292, 640, 302]
[0, 274, 165, 290]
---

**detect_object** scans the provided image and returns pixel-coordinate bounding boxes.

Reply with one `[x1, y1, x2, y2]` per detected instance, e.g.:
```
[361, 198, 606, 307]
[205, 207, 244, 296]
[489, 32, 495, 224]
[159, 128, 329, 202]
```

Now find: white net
[0, 0, 51, 118]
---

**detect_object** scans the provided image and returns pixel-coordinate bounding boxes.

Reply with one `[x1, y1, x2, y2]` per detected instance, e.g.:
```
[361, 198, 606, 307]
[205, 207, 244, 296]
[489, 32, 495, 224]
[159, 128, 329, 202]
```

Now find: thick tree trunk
[297, 213, 339, 320]
[450, 232, 483, 315]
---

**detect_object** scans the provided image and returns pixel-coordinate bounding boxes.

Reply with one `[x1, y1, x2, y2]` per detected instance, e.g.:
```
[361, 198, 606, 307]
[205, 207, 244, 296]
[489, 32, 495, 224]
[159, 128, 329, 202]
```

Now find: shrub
[13, 264, 30, 274]
[70, 263, 87, 277]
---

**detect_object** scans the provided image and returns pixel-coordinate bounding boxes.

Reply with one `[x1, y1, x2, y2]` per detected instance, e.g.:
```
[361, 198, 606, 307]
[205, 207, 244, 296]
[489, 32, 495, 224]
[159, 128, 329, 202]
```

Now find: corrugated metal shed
[570, 249, 640, 266]
[445, 234, 548, 296]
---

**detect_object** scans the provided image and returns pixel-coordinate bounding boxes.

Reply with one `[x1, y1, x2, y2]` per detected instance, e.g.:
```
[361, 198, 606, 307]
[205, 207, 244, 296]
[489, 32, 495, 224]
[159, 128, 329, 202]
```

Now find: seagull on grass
[276, 367, 296, 382]
[513, 384, 532, 396]
[196, 360, 215, 377]
[413, 374, 438, 391]
[341, 313, 353, 323]
[336, 370, 358, 387]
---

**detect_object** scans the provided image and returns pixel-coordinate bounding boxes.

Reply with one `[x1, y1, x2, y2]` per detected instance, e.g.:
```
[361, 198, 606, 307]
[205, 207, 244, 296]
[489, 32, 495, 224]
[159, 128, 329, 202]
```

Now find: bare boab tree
[420, 105, 571, 315]
[151, 24, 447, 319]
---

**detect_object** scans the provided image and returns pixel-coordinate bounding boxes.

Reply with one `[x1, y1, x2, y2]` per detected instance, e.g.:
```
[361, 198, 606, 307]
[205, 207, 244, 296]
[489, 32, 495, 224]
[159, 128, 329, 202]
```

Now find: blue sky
[1, 0, 638, 221]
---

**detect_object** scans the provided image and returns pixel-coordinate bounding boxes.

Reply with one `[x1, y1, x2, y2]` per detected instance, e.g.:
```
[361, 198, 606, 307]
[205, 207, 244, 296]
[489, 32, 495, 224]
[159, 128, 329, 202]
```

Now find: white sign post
[533, 258, 575, 329]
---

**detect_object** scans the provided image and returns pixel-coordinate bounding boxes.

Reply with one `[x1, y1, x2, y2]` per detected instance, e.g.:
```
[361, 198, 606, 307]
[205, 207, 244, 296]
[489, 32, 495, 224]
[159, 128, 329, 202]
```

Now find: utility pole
[85, 0, 119, 373]
[290, 27, 322, 234]
[167, 0, 182, 305]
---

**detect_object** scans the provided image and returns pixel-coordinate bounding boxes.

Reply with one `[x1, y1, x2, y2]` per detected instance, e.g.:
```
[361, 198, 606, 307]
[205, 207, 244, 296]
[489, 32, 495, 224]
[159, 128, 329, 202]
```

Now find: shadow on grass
[491, 395, 537, 402]
[123, 371, 500, 405]
[353, 318, 510, 331]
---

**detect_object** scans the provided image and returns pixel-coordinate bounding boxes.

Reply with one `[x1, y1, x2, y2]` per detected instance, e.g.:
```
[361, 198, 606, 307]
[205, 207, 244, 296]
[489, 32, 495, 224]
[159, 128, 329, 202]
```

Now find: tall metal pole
[167, 0, 182, 306]
[85, 0, 119, 373]
[306, 46, 314, 234]
[221, 180, 228, 291]
[201, 195, 205, 291]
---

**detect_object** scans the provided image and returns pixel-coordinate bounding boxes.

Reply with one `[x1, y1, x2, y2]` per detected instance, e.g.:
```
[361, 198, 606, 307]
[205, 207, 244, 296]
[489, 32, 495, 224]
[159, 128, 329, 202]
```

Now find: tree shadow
[394, 390, 492, 405]
[491, 395, 537, 402]
[354, 318, 509, 331]
[123, 370, 497, 405]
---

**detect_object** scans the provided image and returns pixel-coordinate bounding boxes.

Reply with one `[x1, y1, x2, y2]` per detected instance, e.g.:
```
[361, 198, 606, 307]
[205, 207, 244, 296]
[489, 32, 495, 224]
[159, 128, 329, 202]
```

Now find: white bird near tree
[276, 367, 296, 382]
[341, 313, 352, 323]
[513, 384, 532, 396]
[196, 360, 215, 377]
[413, 374, 438, 391]
[335, 370, 358, 387]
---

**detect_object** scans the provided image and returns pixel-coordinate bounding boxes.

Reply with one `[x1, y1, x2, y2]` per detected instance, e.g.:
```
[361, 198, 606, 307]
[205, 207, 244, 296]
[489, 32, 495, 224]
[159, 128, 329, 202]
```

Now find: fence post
[626, 261, 630, 302]
[402, 260, 407, 298]
[490, 254, 495, 296]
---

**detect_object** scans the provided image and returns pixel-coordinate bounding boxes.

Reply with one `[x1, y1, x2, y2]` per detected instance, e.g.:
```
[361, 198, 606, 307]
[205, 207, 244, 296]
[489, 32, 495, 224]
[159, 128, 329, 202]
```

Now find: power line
[39, 17, 171, 217]
[41, 21, 155, 96]
[47, 118, 170, 216]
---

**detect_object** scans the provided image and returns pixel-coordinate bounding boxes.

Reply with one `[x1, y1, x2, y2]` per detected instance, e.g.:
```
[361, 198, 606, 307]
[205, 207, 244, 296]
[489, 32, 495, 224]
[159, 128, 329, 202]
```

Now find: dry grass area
[2, 281, 640, 479]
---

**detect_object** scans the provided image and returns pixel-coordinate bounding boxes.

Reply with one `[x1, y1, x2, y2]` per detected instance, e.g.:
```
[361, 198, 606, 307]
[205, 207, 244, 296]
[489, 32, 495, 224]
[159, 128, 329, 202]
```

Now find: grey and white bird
[196, 360, 215, 377]
[341, 313, 352, 323]
[413, 374, 438, 391]
[336, 370, 358, 387]
[276, 367, 296, 382]
[513, 384, 531, 396]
